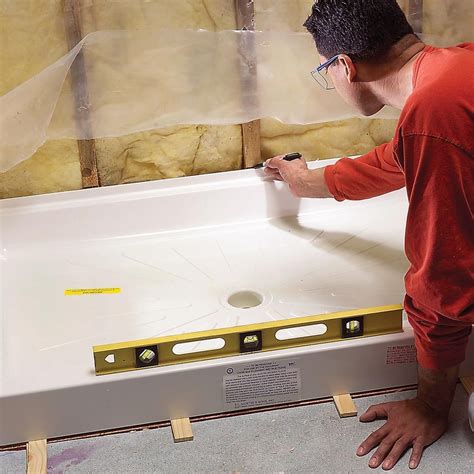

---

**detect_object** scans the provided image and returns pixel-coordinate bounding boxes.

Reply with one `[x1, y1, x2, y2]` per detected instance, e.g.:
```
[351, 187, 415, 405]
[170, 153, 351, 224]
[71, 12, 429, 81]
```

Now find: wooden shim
[63, 0, 100, 188]
[241, 120, 262, 169]
[26, 440, 47, 474]
[461, 376, 474, 395]
[171, 418, 194, 443]
[235, 0, 262, 168]
[333, 394, 358, 418]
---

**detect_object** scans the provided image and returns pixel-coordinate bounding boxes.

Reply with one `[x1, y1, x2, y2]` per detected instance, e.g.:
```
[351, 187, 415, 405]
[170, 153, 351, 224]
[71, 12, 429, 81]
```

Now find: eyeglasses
[311, 54, 339, 90]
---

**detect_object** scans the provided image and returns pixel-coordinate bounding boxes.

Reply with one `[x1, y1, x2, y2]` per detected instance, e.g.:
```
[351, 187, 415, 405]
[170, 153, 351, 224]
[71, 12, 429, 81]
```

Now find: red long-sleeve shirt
[324, 43, 474, 370]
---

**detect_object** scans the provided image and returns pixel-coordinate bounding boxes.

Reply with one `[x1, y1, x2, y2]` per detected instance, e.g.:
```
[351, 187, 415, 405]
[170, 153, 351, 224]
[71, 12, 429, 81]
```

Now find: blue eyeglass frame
[310, 54, 339, 90]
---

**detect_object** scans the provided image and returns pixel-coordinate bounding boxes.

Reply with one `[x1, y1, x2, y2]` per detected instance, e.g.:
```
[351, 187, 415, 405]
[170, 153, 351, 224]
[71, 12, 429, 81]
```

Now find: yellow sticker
[65, 288, 121, 296]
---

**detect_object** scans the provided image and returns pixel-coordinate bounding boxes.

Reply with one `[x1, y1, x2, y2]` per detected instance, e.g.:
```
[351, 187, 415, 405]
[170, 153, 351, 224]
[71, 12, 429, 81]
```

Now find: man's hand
[357, 360, 461, 472]
[357, 397, 448, 470]
[263, 154, 333, 198]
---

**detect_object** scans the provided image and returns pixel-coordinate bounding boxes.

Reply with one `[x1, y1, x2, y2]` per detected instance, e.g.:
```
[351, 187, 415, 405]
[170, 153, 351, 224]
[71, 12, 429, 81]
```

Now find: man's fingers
[265, 155, 286, 169]
[381, 437, 411, 470]
[357, 424, 390, 456]
[263, 167, 283, 181]
[368, 438, 397, 469]
[409, 441, 425, 469]
[263, 164, 280, 174]
[264, 167, 281, 176]
[266, 174, 284, 181]
[360, 403, 390, 422]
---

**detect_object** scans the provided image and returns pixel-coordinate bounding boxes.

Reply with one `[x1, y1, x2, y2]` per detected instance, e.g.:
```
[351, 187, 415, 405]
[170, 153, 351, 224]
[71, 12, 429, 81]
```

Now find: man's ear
[338, 54, 357, 83]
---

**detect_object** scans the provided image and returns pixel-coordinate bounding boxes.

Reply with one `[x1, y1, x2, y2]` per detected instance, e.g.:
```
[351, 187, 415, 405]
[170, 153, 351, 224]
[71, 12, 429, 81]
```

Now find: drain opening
[227, 291, 263, 309]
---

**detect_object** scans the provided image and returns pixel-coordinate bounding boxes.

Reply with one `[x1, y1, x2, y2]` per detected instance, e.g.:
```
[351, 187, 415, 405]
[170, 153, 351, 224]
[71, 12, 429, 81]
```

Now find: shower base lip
[2, 325, 473, 447]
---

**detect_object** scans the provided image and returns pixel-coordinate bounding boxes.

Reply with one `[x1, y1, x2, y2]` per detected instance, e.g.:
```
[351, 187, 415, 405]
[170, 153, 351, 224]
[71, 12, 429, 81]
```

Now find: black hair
[304, 0, 414, 61]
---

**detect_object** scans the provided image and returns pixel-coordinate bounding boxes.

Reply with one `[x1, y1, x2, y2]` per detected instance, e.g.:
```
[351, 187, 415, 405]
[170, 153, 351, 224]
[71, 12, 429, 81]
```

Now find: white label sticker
[386, 344, 417, 365]
[223, 359, 301, 410]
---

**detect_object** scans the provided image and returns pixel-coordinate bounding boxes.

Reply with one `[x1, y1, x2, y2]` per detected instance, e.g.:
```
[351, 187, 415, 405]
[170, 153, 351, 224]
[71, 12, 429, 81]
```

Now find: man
[264, 0, 473, 470]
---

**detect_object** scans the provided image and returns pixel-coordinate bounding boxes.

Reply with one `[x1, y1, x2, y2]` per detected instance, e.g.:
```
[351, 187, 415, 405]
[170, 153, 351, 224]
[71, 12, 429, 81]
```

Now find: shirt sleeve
[406, 295, 473, 370]
[401, 135, 474, 370]
[324, 140, 406, 201]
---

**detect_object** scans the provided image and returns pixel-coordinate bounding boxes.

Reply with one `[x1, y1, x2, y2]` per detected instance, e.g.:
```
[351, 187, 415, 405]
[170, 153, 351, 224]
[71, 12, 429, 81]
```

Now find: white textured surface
[0, 160, 409, 398]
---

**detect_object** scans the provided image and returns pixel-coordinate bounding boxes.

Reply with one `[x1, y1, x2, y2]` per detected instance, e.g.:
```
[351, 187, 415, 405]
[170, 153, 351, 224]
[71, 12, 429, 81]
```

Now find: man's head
[304, 0, 416, 115]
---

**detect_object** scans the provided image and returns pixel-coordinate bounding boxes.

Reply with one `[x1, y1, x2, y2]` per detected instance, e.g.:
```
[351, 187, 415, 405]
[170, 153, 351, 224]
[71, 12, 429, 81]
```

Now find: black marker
[254, 152, 302, 168]
[282, 152, 302, 161]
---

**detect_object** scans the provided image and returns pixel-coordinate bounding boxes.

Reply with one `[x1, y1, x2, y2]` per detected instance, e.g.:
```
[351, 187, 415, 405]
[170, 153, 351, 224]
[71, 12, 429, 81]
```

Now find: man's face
[320, 54, 384, 116]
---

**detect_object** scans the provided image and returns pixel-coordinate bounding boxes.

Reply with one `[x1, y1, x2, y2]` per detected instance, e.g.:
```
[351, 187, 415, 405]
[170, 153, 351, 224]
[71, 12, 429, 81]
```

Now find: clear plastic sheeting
[2, 0, 472, 174]
[0, 29, 398, 172]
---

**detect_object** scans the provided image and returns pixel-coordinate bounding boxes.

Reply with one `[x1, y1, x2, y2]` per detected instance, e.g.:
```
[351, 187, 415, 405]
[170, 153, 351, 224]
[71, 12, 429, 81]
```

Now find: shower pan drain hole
[227, 291, 263, 309]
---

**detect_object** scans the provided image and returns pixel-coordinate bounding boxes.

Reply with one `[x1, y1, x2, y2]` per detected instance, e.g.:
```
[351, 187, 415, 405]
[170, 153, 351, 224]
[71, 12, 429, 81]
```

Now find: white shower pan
[1, 159, 473, 446]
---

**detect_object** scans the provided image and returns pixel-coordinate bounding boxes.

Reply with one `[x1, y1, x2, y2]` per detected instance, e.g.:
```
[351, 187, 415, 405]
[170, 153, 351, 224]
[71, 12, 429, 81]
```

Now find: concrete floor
[1, 385, 473, 473]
